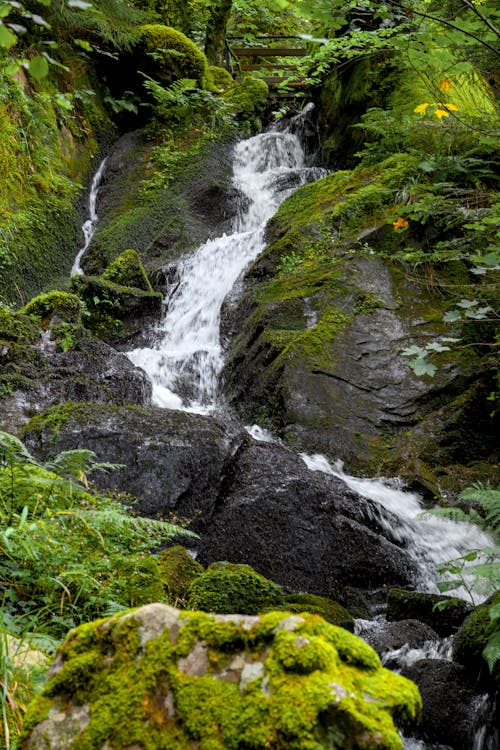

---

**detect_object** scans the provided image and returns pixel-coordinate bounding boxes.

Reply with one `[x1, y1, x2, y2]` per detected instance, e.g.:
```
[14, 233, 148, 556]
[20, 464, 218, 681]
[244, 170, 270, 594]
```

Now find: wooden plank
[241, 63, 299, 71]
[262, 76, 308, 84]
[232, 47, 307, 57]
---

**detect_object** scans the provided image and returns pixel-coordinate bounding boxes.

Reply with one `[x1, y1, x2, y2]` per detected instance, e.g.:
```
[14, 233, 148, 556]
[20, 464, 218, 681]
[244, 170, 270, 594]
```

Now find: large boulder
[386, 588, 473, 637]
[221, 157, 496, 488]
[21, 604, 421, 750]
[24, 407, 418, 601]
[0, 304, 151, 435]
[357, 619, 440, 658]
[195, 438, 418, 601]
[401, 659, 487, 749]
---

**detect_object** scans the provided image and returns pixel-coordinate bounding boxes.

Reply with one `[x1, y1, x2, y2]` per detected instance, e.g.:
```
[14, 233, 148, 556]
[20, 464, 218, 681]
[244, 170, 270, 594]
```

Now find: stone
[21, 604, 421, 750]
[386, 588, 473, 637]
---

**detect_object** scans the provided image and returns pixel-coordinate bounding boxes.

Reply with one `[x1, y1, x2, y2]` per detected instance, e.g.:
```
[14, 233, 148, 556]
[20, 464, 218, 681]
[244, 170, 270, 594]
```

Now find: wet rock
[196, 439, 418, 600]
[20, 604, 421, 750]
[357, 618, 440, 657]
[0, 334, 151, 435]
[400, 659, 485, 749]
[453, 591, 500, 691]
[23, 403, 238, 529]
[386, 588, 473, 637]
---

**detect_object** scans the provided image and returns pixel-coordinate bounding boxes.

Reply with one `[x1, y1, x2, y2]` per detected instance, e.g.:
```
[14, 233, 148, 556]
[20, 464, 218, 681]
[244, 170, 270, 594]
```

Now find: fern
[459, 482, 500, 537]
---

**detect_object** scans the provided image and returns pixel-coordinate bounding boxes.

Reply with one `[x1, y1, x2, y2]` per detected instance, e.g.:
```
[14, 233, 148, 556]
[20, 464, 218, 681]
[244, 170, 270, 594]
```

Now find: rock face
[21, 603, 421, 750]
[220, 160, 497, 488]
[24, 404, 418, 601]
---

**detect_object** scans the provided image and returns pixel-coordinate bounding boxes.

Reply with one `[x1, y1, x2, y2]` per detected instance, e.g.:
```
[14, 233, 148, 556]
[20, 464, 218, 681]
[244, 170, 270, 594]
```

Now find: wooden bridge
[227, 36, 311, 93]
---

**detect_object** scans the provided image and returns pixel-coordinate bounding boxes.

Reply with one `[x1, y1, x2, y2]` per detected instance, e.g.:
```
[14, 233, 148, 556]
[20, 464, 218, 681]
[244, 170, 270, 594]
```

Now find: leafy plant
[428, 482, 500, 673]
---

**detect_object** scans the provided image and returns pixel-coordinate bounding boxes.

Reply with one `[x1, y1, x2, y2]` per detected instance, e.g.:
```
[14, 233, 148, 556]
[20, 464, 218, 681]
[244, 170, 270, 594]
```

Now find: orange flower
[393, 217, 409, 231]
[439, 79, 452, 92]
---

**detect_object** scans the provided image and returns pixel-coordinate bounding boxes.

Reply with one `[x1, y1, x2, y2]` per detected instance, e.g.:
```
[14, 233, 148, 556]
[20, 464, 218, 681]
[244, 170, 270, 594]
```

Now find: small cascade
[300, 452, 493, 602]
[71, 157, 107, 276]
[127, 127, 325, 413]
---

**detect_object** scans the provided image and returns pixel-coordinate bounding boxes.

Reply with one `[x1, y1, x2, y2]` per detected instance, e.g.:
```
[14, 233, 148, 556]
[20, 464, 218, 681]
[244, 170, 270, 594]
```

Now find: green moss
[22, 291, 83, 325]
[102, 248, 153, 291]
[453, 592, 500, 689]
[22, 606, 421, 750]
[223, 76, 269, 123]
[284, 594, 355, 632]
[157, 546, 205, 605]
[204, 65, 235, 93]
[136, 24, 207, 85]
[187, 562, 284, 615]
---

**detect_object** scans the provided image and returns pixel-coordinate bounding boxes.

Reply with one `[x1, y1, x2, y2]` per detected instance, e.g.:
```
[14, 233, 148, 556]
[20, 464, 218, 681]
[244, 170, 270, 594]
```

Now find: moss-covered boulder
[205, 65, 234, 93]
[102, 248, 154, 292]
[135, 24, 207, 85]
[223, 76, 269, 127]
[21, 603, 421, 750]
[157, 545, 205, 604]
[452, 591, 500, 689]
[386, 588, 473, 637]
[283, 593, 355, 632]
[22, 291, 83, 325]
[187, 562, 285, 615]
[70, 274, 162, 344]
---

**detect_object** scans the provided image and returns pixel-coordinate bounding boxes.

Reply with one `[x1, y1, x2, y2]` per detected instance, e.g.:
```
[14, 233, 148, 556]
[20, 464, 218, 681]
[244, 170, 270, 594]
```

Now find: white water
[300, 452, 494, 603]
[71, 157, 107, 276]
[127, 130, 324, 413]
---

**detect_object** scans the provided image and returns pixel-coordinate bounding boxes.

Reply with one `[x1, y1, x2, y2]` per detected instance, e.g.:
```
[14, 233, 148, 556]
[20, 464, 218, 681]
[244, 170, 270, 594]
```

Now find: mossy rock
[223, 76, 269, 123]
[102, 249, 153, 292]
[0, 304, 39, 347]
[157, 545, 205, 604]
[21, 603, 421, 750]
[22, 291, 83, 325]
[386, 588, 473, 637]
[70, 274, 162, 341]
[452, 591, 500, 690]
[204, 65, 234, 93]
[187, 562, 284, 615]
[135, 24, 207, 85]
[105, 556, 166, 609]
[283, 593, 355, 632]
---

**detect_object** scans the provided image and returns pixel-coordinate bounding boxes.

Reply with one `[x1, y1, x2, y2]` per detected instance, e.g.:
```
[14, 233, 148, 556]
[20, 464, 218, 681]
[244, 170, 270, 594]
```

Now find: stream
[76, 121, 497, 750]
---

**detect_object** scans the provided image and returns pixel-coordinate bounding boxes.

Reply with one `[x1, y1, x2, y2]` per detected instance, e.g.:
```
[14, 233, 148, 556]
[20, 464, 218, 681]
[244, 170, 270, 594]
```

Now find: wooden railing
[227, 36, 311, 92]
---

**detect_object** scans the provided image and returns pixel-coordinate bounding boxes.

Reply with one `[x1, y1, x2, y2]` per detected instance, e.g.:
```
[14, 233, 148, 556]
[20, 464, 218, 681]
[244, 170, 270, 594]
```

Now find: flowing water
[127, 130, 324, 412]
[75, 125, 496, 750]
[71, 157, 107, 276]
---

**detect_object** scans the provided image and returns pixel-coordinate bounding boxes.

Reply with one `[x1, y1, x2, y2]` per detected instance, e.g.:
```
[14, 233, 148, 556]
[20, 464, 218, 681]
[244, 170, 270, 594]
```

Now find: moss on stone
[22, 291, 83, 325]
[204, 65, 234, 93]
[386, 588, 472, 637]
[157, 546, 205, 605]
[102, 249, 154, 291]
[136, 24, 207, 85]
[452, 591, 500, 689]
[187, 562, 285, 615]
[223, 76, 269, 124]
[21, 604, 422, 750]
[283, 594, 355, 632]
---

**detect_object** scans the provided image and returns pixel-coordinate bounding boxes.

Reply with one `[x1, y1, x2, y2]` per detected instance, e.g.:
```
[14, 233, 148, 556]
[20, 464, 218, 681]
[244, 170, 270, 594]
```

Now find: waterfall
[127, 129, 324, 413]
[71, 157, 107, 276]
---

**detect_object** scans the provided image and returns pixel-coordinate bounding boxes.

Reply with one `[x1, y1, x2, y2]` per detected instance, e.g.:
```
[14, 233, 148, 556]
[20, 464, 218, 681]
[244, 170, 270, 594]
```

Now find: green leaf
[0, 5, 11, 18]
[74, 38, 92, 51]
[411, 357, 437, 377]
[444, 310, 461, 323]
[426, 342, 451, 353]
[457, 299, 479, 309]
[28, 55, 49, 80]
[0, 20, 16, 47]
[401, 345, 424, 357]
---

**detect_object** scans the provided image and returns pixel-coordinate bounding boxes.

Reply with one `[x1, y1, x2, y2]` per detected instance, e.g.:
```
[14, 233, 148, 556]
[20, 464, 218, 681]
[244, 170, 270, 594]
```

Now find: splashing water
[127, 130, 324, 413]
[300, 452, 494, 602]
[71, 157, 107, 276]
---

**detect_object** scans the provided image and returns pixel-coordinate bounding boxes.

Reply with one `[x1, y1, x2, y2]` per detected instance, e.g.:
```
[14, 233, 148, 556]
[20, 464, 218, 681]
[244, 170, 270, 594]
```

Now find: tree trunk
[204, 0, 233, 67]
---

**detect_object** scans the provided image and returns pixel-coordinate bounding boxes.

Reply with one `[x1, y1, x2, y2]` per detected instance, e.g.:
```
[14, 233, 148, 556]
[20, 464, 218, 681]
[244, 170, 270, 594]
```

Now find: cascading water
[127, 129, 324, 413]
[71, 157, 107, 276]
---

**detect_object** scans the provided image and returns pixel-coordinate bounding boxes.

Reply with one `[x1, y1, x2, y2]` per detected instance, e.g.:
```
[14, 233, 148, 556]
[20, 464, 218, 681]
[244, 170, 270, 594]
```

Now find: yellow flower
[393, 217, 409, 231]
[443, 102, 458, 111]
[435, 109, 450, 119]
[439, 79, 452, 92]
[414, 102, 430, 115]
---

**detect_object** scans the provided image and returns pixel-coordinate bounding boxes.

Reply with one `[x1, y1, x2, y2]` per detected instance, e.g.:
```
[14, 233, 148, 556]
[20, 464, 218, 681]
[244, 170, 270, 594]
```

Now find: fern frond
[0, 432, 38, 466]
[483, 629, 500, 673]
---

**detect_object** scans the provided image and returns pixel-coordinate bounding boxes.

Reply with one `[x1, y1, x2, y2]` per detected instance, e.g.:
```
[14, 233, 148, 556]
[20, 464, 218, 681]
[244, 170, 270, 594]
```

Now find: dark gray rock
[196, 438, 417, 600]
[24, 409, 418, 599]
[400, 659, 486, 749]
[0, 335, 151, 435]
[357, 618, 439, 656]
[386, 588, 473, 637]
